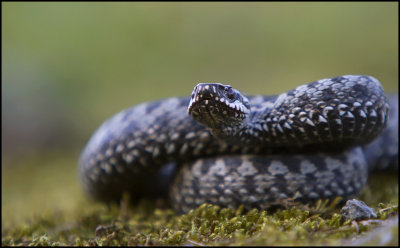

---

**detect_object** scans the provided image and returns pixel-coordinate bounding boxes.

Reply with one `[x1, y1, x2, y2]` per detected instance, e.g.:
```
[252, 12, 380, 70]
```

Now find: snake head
[188, 83, 250, 135]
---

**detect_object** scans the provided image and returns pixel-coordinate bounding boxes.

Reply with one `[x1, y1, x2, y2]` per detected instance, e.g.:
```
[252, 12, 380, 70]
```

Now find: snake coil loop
[79, 75, 397, 213]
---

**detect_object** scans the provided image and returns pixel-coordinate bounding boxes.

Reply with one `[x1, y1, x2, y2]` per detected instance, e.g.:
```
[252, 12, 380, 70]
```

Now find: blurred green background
[2, 2, 398, 225]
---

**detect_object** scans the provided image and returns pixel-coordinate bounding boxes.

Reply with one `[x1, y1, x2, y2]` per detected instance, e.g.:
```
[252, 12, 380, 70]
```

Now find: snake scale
[79, 75, 398, 213]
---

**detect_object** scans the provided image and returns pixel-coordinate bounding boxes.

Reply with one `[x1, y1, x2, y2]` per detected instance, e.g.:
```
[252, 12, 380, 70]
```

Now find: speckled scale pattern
[226, 75, 390, 149]
[79, 97, 231, 202]
[362, 93, 398, 171]
[171, 148, 368, 213]
[79, 75, 397, 212]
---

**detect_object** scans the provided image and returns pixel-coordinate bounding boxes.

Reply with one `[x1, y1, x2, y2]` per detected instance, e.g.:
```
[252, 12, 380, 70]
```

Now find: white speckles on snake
[79, 75, 398, 213]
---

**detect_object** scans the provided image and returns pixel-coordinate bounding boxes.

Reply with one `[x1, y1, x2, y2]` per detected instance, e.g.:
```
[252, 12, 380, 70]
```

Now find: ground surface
[2, 153, 398, 246]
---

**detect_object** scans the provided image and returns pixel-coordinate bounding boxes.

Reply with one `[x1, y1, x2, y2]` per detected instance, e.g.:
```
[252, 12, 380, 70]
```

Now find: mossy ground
[2, 154, 398, 246]
[2, 200, 398, 246]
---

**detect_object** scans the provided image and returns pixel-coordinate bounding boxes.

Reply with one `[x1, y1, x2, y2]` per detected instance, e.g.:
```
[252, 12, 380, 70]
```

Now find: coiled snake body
[79, 75, 398, 213]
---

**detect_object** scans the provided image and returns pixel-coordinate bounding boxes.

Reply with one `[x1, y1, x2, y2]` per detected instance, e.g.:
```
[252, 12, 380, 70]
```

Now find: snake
[79, 75, 398, 213]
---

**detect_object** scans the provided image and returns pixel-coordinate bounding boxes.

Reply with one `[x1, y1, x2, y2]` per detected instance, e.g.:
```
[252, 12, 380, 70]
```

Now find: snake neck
[188, 75, 390, 149]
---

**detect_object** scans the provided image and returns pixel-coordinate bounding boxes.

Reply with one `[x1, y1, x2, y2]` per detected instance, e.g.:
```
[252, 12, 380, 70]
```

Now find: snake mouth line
[189, 97, 246, 113]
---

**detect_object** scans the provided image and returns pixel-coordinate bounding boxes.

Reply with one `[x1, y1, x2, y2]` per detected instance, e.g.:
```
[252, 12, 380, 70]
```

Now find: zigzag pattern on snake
[79, 75, 398, 213]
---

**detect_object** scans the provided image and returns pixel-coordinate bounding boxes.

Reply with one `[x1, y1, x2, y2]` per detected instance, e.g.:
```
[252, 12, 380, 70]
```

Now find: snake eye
[225, 87, 235, 100]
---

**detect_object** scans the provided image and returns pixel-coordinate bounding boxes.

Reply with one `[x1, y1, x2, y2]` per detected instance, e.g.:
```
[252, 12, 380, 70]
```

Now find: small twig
[186, 239, 206, 246]
[378, 207, 392, 214]
[351, 220, 359, 234]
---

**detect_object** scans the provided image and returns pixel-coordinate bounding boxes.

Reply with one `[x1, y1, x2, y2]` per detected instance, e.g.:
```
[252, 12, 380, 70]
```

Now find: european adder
[79, 75, 398, 213]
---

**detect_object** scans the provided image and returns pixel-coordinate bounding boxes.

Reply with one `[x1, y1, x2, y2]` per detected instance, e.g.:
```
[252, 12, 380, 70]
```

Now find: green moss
[2, 165, 398, 246]
[3, 201, 398, 246]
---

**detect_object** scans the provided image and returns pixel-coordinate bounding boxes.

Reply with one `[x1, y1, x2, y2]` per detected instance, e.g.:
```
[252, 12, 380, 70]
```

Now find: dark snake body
[79, 75, 398, 213]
